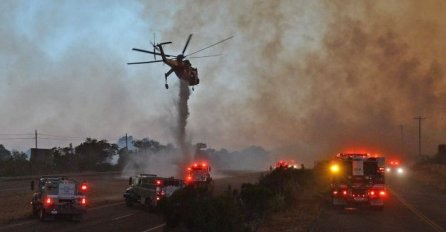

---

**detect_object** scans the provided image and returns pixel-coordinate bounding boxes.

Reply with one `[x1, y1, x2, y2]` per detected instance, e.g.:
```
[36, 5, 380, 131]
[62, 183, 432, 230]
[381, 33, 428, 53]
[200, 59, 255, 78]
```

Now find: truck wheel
[31, 205, 38, 217]
[331, 197, 344, 210]
[125, 199, 133, 207]
[372, 205, 384, 211]
[144, 199, 153, 212]
[39, 209, 48, 221]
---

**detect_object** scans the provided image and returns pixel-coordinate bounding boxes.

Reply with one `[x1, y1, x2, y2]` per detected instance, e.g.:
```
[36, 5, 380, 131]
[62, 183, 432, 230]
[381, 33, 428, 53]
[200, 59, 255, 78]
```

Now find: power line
[0, 137, 34, 140]
[0, 133, 34, 136]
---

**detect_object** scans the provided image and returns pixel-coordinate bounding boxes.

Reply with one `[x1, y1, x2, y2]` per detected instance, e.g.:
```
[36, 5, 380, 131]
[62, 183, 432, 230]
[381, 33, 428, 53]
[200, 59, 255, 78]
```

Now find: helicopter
[128, 34, 233, 90]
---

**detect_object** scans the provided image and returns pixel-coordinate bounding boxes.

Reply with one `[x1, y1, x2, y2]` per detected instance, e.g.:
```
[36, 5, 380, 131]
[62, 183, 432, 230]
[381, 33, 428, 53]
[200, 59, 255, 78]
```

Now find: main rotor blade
[186, 35, 233, 57]
[132, 48, 174, 57]
[182, 34, 193, 55]
[127, 60, 163, 65]
[188, 54, 222, 59]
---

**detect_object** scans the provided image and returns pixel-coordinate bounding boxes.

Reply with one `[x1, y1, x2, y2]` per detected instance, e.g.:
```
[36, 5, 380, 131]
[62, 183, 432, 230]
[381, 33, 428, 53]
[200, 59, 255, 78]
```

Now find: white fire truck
[124, 174, 184, 209]
[30, 176, 88, 221]
[329, 153, 387, 210]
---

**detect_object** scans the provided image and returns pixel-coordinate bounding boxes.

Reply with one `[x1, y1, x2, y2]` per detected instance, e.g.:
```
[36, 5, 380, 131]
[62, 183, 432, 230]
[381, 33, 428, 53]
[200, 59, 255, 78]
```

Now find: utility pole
[35, 130, 38, 149]
[414, 116, 426, 157]
[400, 124, 404, 155]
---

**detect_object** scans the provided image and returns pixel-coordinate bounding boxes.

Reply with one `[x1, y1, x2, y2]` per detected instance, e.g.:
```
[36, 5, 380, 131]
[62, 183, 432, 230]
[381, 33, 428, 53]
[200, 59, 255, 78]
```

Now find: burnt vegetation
[160, 167, 312, 232]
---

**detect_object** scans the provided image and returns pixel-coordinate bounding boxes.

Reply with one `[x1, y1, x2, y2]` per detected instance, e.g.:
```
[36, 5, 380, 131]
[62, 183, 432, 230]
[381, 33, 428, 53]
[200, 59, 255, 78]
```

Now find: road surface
[312, 171, 446, 232]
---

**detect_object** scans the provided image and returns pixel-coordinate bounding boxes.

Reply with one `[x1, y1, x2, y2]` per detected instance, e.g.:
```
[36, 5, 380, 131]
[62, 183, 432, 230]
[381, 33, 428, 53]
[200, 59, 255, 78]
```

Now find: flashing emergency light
[45, 197, 52, 205]
[330, 164, 340, 173]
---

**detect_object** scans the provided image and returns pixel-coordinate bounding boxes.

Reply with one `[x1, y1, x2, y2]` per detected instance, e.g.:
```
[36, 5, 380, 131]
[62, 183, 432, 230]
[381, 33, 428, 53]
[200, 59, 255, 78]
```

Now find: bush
[161, 184, 244, 232]
[161, 168, 313, 232]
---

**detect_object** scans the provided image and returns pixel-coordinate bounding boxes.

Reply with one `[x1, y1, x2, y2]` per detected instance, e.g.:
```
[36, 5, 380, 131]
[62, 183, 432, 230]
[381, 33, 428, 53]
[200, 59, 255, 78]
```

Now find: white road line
[389, 187, 446, 232]
[112, 213, 135, 221]
[141, 223, 166, 232]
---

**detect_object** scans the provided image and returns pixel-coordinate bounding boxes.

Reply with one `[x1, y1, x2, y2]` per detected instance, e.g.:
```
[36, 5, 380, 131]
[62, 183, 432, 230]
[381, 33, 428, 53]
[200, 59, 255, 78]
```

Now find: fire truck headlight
[397, 168, 404, 174]
[330, 164, 340, 174]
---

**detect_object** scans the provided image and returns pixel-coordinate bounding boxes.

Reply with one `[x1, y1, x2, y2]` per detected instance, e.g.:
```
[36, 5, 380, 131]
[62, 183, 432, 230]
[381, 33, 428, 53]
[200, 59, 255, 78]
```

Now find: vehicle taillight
[81, 184, 87, 191]
[369, 190, 375, 196]
[187, 176, 192, 181]
[45, 197, 52, 205]
[342, 190, 348, 195]
[156, 180, 162, 185]
[333, 190, 338, 195]
[379, 190, 386, 196]
[81, 198, 86, 205]
[156, 196, 160, 201]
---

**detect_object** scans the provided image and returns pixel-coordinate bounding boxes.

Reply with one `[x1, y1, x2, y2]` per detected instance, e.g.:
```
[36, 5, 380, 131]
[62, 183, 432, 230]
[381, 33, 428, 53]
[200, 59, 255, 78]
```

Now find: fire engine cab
[329, 153, 387, 210]
[185, 162, 212, 184]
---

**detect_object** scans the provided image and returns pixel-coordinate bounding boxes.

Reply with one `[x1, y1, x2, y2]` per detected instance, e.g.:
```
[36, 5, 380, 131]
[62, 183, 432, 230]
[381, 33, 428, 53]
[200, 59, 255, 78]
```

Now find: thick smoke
[165, 0, 446, 165]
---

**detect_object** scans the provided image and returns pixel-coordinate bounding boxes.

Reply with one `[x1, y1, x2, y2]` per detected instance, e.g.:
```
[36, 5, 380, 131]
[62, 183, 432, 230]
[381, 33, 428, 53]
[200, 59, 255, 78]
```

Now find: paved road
[312, 172, 446, 232]
[0, 203, 165, 232]
[0, 171, 261, 232]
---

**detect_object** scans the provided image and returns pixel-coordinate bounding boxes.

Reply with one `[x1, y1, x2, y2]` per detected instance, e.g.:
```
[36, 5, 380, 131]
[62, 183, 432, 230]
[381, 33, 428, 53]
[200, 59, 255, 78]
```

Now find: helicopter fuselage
[160, 50, 199, 86]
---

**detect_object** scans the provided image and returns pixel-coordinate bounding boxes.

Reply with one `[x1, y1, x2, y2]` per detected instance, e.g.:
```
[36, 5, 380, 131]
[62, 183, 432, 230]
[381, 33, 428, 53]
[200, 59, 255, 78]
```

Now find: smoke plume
[176, 80, 191, 164]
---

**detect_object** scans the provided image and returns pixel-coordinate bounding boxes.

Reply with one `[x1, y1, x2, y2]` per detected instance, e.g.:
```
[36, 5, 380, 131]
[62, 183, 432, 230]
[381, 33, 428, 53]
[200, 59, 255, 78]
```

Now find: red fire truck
[329, 153, 387, 210]
[185, 162, 212, 184]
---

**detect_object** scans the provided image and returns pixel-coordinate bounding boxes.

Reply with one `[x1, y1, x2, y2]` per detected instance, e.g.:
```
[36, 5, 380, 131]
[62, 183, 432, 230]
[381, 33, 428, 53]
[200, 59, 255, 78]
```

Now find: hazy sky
[1, 0, 445, 165]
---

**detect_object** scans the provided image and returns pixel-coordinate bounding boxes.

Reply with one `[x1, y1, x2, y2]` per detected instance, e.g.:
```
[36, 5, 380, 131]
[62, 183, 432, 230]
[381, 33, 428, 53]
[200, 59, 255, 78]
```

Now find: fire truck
[386, 158, 405, 175]
[185, 162, 212, 184]
[275, 160, 301, 169]
[30, 176, 87, 221]
[329, 153, 387, 210]
[124, 174, 184, 209]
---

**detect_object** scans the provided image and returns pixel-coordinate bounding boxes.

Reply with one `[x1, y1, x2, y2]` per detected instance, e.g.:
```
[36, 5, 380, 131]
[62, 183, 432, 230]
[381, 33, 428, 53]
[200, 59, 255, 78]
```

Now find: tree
[74, 138, 118, 171]
[52, 145, 76, 172]
[0, 144, 11, 161]
[133, 138, 164, 153]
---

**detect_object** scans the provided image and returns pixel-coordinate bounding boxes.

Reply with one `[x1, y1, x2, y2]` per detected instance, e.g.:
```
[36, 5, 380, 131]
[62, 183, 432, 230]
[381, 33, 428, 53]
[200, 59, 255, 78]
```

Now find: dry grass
[258, 185, 323, 232]
[0, 192, 31, 224]
[0, 174, 128, 224]
[413, 163, 446, 194]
